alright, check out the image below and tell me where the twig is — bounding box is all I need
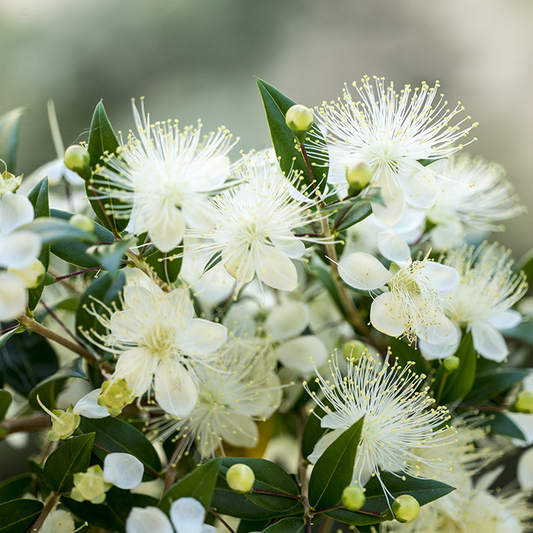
[1,414,50,434]
[209,508,236,533]
[29,491,59,532]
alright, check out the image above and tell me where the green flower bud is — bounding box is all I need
[342,485,366,511]
[0,170,23,196]
[64,145,90,179]
[285,105,314,142]
[345,162,372,190]
[98,379,134,417]
[226,463,255,493]
[443,355,460,373]
[513,390,533,414]
[69,214,95,234]
[47,405,81,442]
[8,259,46,289]
[71,465,112,504]
[343,341,366,361]
[392,494,420,523]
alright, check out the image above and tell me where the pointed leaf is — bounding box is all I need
[0,499,43,533]
[262,517,306,533]
[0,108,26,173]
[479,411,526,440]
[0,474,33,503]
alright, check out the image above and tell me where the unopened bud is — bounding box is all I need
[69,214,95,234]
[346,162,372,190]
[37,396,81,442]
[343,341,366,361]
[0,170,23,195]
[226,463,255,493]
[392,495,420,523]
[64,145,90,180]
[98,379,134,417]
[71,465,112,504]
[513,390,533,414]
[443,355,460,373]
[342,485,366,511]
[285,105,314,141]
[8,259,45,289]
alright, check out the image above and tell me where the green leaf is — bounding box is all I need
[256,78,328,190]
[301,403,328,461]
[0,499,43,533]
[87,238,133,276]
[44,432,95,492]
[0,389,12,423]
[0,474,33,503]
[464,368,530,404]
[0,325,23,349]
[87,101,128,234]
[27,177,51,310]
[389,338,429,377]
[418,157,444,168]
[145,249,182,284]
[29,358,86,410]
[79,416,162,476]
[0,108,26,174]
[262,517,306,533]
[20,218,97,246]
[334,202,372,232]
[501,320,533,345]
[237,519,271,533]
[159,458,221,514]
[311,262,345,315]
[479,411,526,440]
[308,417,364,510]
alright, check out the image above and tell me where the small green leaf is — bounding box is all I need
[87,238,133,276]
[0,108,26,174]
[464,368,530,404]
[237,519,271,533]
[308,417,364,510]
[0,325,23,349]
[0,474,33,503]
[389,338,429,377]
[0,499,43,533]
[0,389,12,423]
[145,249,182,284]
[334,203,372,232]
[418,157,443,167]
[44,432,95,492]
[301,404,328,461]
[262,517,306,533]
[479,411,526,440]
[20,218,97,246]
[159,458,221,514]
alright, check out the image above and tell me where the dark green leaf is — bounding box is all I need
[301,404,328,461]
[0,325,23,349]
[308,417,364,510]
[237,519,271,533]
[418,157,443,167]
[389,338,429,377]
[0,108,26,174]
[0,389,12,423]
[145,249,182,284]
[79,416,161,476]
[501,320,533,345]
[0,499,43,533]
[334,202,372,232]
[0,474,33,503]
[465,368,530,404]
[262,517,306,533]
[87,238,133,276]
[159,458,221,514]
[44,432,95,492]
[479,411,526,440]
[20,218,97,246]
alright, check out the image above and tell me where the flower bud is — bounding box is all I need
[8,259,46,289]
[342,485,366,511]
[513,390,533,414]
[71,465,112,504]
[392,494,420,523]
[343,341,366,361]
[226,463,255,493]
[443,355,460,373]
[69,214,95,234]
[64,145,90,180]
[47,406,81,442]
[98,379,134,417]
[345,162,372,190]
[0,170,23,196]
[285,105,314,141]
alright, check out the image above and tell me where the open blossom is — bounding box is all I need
[92,98,237,252]
[339,230,459,344]
[425,153,526,249]
[420,243,528,362]
[186,156,320,291]
[308,76,476,225]
[82,273,227,417]
[305,351,452,489]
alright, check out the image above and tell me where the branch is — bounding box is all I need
[29,491,59,532]
[1,414,50,434]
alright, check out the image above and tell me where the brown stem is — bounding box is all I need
[163,464,178,495]
[252,488,301,501]
[29,491,59,532]
[125,250,170,293]
[1,414,50,434]
[54,265,105,281]
[209,508,236,533]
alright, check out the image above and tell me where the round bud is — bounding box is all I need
[392,495,420,523]
[71,465,112,504]
[346,162,372,190]
[443,355,460,373]
[514,390,533,414]
[48,407,81,442]
[342,485,366,511]
[343,341,366,361]
[69,214,95,234]
[64,145,90,176]
[285,105,314,133]
[226,463,255,493]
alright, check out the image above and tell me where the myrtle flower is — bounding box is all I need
[419,243,528,362]
[308,76,476,225]
[92,98,237,252]
[186,156,320,292]
[126,497,217,533]
[305,351,452,489]
[339,229,459,344]
[41,509,75,533]
[82,274,227,417]
[425,153,526,249]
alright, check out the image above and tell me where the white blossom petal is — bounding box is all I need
[275,336,328,376]
[114,348,159,397]
[219,413,259,448]
[41,509,75,533]
[170,497,206,533]
[182,198,217,232]
[255,244,298,291]
[414,307,458,346]
[401,168,438,209]
[0,231,41,269]
[419,328,461,361]
[126,507,173,533]
[488,310,522,330]
[429,221,464,250]
[371,173,406,226]
[308,428,346,464]
[154,359,198,417]
[338,252,391,291]
[0,192,34,235]
[269,229,306,259]
[0,272,26,321]
[420,262,460,293]
[179,318,227,356]
[377,230,411,266]
[73,389,110,419]
[471,321,508,362]
[518,447,533,488]
[148,205,186,252]
[264,301,309,341]
[103,453,144,490]
[369,292,406,337]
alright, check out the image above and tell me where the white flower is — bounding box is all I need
[126,497,217,533]
[425,153,526,249]
[308,76,476,225]
[186,156,319,292]
[103,452,144,490]
[82,274,227,417]
[420,243,527,362]
[339,230,459,344]
[305,351,452,489]
[41,509,75,533]
[92,98,237,252]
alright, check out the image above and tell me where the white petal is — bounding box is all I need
[223,250,255,284]
[179,318,227,356]
[182,198,217,232]
[264,301,310,341]
[269,229,305,259]
[148,206,186,252]
[41,509,75,533]
[223,300,258,337]
[103,453,144,489]
[377,230,411,266]
[0,231,41,269]
[201,527,217,533]
[518,447,533,488]
[321,412,347,429]
[0,192,34,235]
[114,348,159,397]
[371,174,406,226]
[392,209,426,234]
[471,321,508,362]
[307,428,346,463]
[0,272,26,321]
[418,329,461,361]
[73,389,110,418]
[488,310,522,330]
[419,262,460,293]
[193,155,230,192]
[219,413,259,448]
[338,252,391,291]
[369,293,406,337]
[154,359,198,417]
[414,308,458,346]
[126,507,173,533]
[276,336,328,376]
[170,497,206,533]
[429,221,463,250]
[508,412,533,446]
[255,244,298,291]
[401,168,438,209]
